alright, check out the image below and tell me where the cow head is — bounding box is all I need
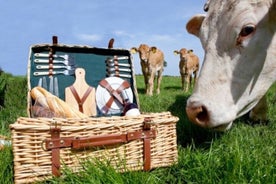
[131,44,157,63]
[174,48,194,62]
[185,0,276,131]
[131,44,150,62]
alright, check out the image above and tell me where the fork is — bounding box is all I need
[34,59,75,66]
[106,62,131,68]
[33,69,75,76]
[36,65,75,70]
[34,53,70,60]
[106,68,131,72]
[106,56,129,61]
[107,73,132,78]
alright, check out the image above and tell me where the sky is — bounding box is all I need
[0,0,206,76]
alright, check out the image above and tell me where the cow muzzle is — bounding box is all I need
[186,96,234,131]
[186,102,209,127]
[186,103,209,127]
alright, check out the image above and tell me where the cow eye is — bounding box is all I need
[239,25,256,37]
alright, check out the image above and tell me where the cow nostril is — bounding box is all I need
[196,106,209,124]
[186,104,210,127]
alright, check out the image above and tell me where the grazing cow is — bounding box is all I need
[131,44,164,96]
[185,0,276,131]
[174,48,200,92]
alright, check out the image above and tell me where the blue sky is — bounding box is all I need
[0,0,206,76]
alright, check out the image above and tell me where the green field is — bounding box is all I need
[0,74,275,183]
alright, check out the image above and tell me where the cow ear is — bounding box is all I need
[173,50,179,55]
[188,49,193,53]
[151,47,157,53]
[130,47,138,54]
[186,14,205,37]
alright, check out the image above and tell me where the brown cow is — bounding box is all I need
[174,48,199,92]
[131,44,164,96]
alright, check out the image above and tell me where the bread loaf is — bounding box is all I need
[30,87,88,118]
[30,87,49,108]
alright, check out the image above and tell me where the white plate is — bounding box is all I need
[96,77,133,115]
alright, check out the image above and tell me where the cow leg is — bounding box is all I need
[189,74,193,90]
[184,73,189,92]
[141,61,149,94]
[144,75,149,94]
[156,70,163,94]
[148,71,155,96]
[180,73,185,90]
[193,70,198,88]
[249,95,268,123]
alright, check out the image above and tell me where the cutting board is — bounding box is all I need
[65,68,97,116]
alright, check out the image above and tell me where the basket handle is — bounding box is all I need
[44,129,156,150]
[72,134,128,149]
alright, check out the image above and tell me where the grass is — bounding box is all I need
[0,74,275,183]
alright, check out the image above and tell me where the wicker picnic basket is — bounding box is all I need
[10,111,178,184]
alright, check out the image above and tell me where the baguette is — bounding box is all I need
[30,87,88,118]
[30,87,49,108]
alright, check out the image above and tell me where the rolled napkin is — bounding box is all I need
[30,86,88,118]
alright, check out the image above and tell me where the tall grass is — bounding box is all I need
[0,75,275,183]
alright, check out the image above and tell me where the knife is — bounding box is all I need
[54,77,59,97]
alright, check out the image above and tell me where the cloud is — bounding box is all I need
[151,34,178,43]
[113,30,134,38]
[76,33,103,42]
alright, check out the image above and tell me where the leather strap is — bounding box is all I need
[143,138,151,171]
[113,56,119,77]
[48,49,54,76]
[108,38,114,49]
[99,79,130,114]
[143,118,152,171]
[69,86,93,113]
[50,127,61,177]
[44,118,156,173]
[52,36,58,45]
[114,55,118,65]
[45,129,156,150]
[49,54,53,65]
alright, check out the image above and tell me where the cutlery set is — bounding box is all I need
[105,56,132,79]
[33,53,76,97]
[33,53,133,98]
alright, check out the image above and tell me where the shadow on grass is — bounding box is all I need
[164,86,182,90]
[167,94,223,149]
[137,87,146,95]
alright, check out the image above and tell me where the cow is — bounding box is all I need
[174,48,200,92]
[185,0,276,131]
[131,44,165,96]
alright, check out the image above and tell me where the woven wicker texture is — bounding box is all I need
[10,112,178,184]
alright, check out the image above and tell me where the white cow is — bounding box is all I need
[185,0,276,131]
